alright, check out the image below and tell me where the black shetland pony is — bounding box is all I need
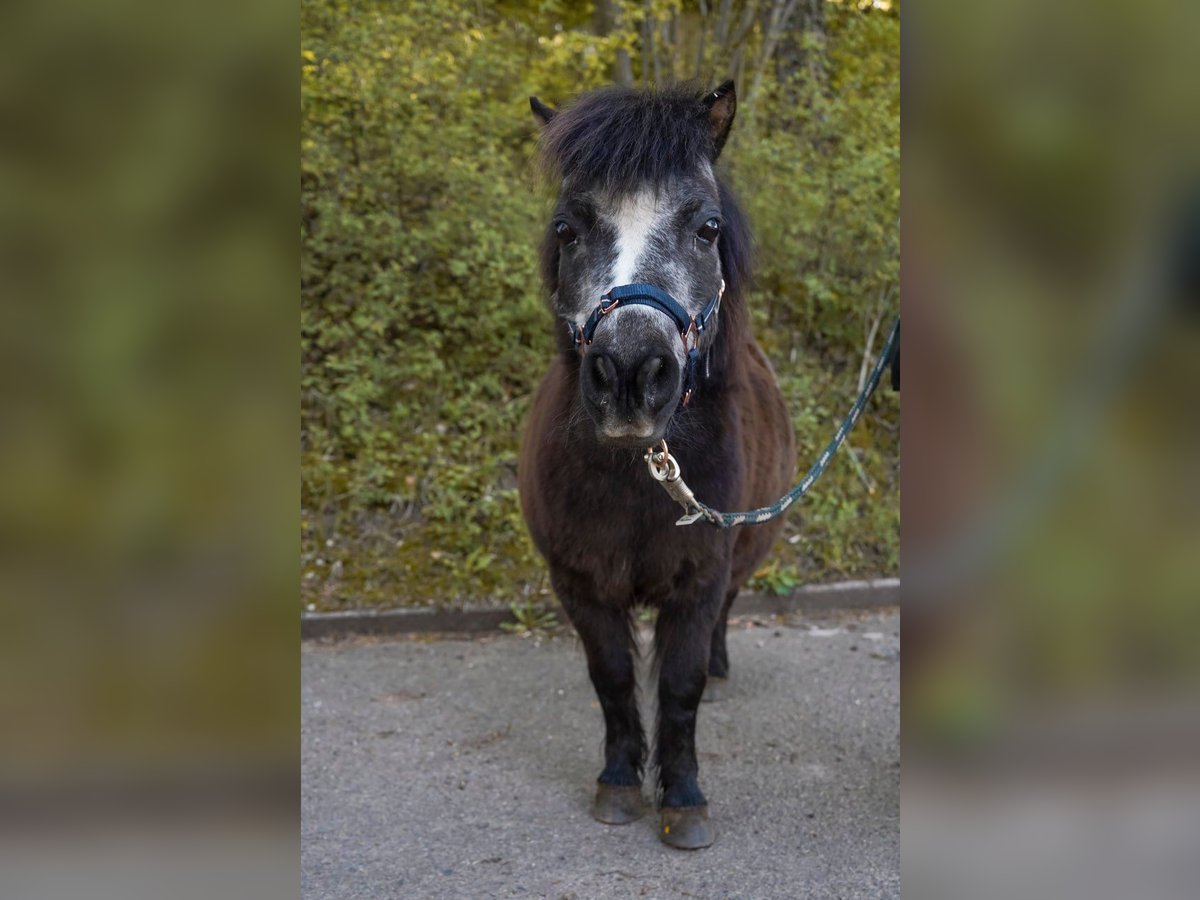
[518,82,795,849]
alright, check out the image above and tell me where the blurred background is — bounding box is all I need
[0,0,295,898]
[300,0,901,612]
[903,0,1200,897]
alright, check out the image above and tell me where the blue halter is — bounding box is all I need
[568,281,724,406]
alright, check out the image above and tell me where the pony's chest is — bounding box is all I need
[544,477,722,600]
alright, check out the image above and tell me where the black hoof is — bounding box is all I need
[701,675,729,703]
[593,784,646,825]
[659,805,714,849]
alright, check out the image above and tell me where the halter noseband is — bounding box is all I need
[568,280,724,407]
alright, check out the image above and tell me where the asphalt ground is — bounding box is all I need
[302,608,899,899]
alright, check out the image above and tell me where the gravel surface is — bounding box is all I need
[302,609,899,899]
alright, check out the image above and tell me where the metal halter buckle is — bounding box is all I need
[682,320,698,352]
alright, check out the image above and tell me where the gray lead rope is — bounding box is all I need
[645,317,899,528]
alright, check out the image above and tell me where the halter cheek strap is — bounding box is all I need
[567,281,724,406]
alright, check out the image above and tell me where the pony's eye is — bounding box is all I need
[554,221,577,244]
[697,218,720,243]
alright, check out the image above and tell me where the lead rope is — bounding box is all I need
[645,317,899,528]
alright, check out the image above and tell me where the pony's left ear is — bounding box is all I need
[703,80,736,159]
[530,96,557,127]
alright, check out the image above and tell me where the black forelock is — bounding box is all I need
[538,82,715,194]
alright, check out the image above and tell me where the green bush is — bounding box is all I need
[301,0,899,609]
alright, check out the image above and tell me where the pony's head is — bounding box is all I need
[533,81,750,448]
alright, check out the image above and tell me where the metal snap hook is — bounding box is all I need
[644,440,679,482]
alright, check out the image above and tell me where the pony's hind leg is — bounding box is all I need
[653,577,726,849]
[702,586,739,703]
[560,596,646,825]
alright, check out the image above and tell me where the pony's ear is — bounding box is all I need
[703,80,736,159]
[530,96,557,127]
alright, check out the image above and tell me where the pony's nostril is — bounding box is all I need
[635,356,664,393]
[592,354,616,389]
[587,353,618,401]
[635,355,674,411]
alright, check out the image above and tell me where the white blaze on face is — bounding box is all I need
[607,188,662,288]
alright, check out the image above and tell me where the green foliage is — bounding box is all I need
[500,599,559,638]
[301,0,899,609]
[748,559,802,596]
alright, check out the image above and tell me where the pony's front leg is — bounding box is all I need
[557,589,646,825]
[653,574,727,849]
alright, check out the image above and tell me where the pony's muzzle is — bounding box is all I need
[580,342,682,445]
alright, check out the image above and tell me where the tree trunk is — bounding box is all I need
[773,0,829,126]
[594,0,634,85]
